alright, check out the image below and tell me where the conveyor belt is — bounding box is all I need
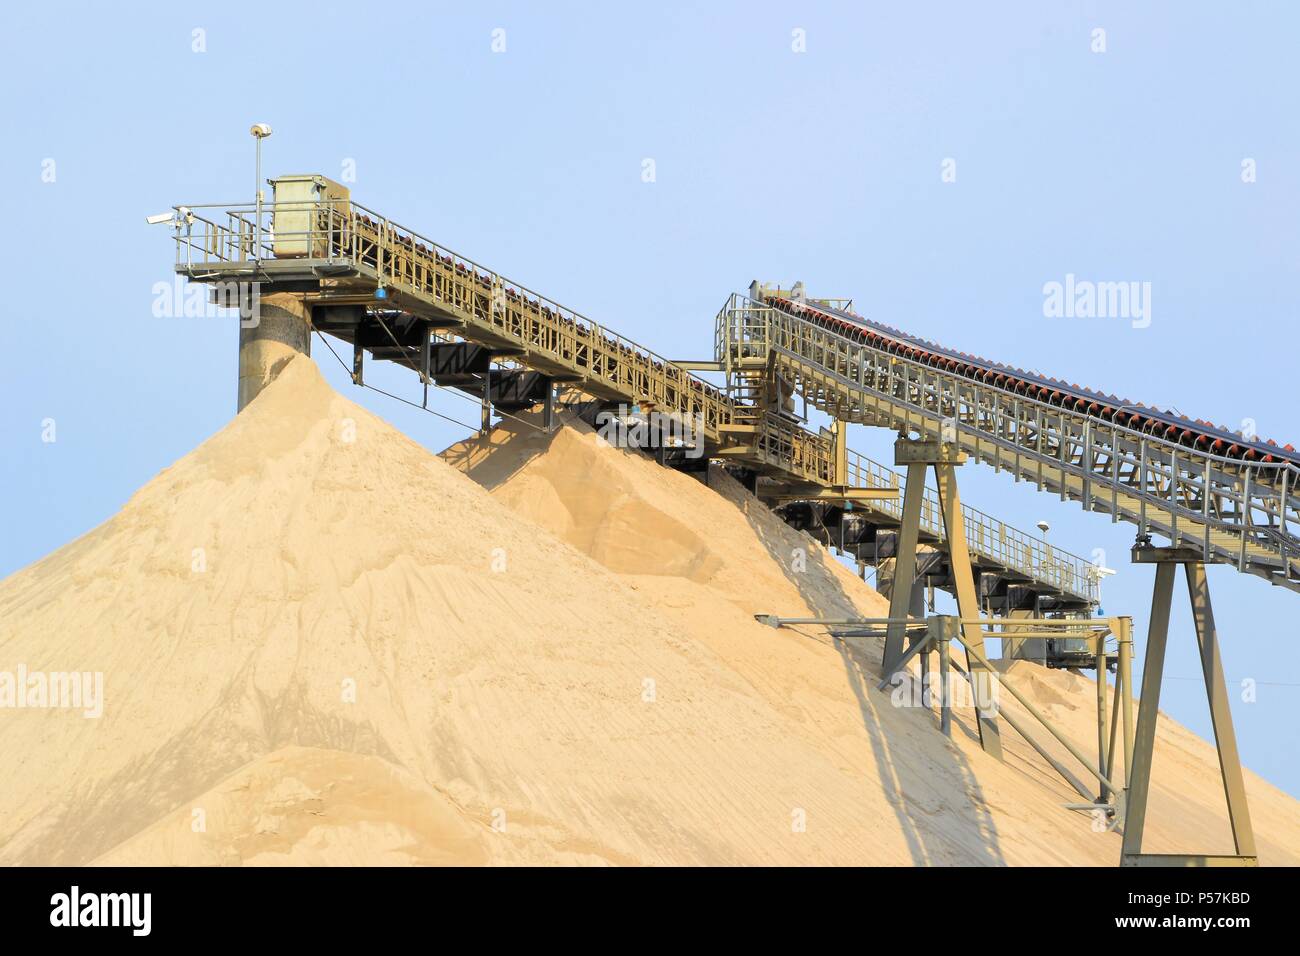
[718,290,1300,592]
[780,296,1300,467]
[164,190,1100,605]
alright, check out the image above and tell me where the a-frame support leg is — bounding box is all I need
[910,578,932,708]
[1122,561,1173,861]
[1122,547,1257,866]
[1096,632,1110,803]
[882,462,927,673]
[883,437,1001,760]
[1103,622,1133,801]
[1185,562,1257,858]
[934,460,1002,760]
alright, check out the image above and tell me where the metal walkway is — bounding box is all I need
[809,448,1096,609]
[176,196,839,486]
[166,182,1097,606]
[718,288,1300,593]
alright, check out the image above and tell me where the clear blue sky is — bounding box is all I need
[2,2,1298,797]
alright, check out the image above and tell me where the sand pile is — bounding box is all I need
[2,357,1296,865]
[446,415,1300,865]
[442,414,887,623]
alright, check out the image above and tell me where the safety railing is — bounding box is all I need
[172,198,860,488]
[719,292,1300,588]
[841,449,1095,599]
[173,199,739,427]
[718,294,1099,602]
[168,199,1101,601]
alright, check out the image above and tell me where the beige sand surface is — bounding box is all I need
[444,414,1300,865]
[1,356,1295,865]
[93,746,492,866]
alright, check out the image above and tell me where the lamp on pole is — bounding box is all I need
[250,123,272,261]
[1035,519,1052,608]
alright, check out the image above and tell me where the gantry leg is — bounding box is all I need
[1121,562,1174,861]
[1117,616,1135,789]
[1002,608,1037,661]
[1096,634,1109,802]
[911,579,931,708]
[882,461,927,673]
[1185,562,1257,857]
[937,617,954,737]
[1105,673,1121,791]
[1122,548,1257,866]
[933,460,1002,759]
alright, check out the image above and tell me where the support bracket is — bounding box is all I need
[882,437,1002,759]
[1120,545,1258,866]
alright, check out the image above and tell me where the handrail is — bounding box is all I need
[166,196,1099,604]
[718,291,1300,589]
[844,447,1096,600]
[719,293,1100,601]
[172,198,847,489]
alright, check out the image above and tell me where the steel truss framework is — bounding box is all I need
[1122,545,1258,866]
[169,192,1097,605]
[765,599,1256,867]
[881,438,1003,756]
[163,184,1273,867]
[726,289,1265,865]
[761,610,1137,861]
[717,293,1300,593]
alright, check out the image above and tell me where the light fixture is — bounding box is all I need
[250,125,273,259]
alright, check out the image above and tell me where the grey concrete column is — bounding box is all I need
[237,292,311,412]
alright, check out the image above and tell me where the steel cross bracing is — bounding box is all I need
[839,446,1096,605]
[716,292,1300,593]
[167,190,1097,604]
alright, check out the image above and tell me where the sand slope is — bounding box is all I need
[3,357,1296,865]
[445,415,1300,865]
[92,746,492,866]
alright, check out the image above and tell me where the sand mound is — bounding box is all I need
[92,747,491,866]
[442,418,884,621]
[0,356,976,865]
[3,357,1296,865]
[446,414,1300,865]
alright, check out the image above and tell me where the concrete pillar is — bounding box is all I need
[237,292,311,412]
